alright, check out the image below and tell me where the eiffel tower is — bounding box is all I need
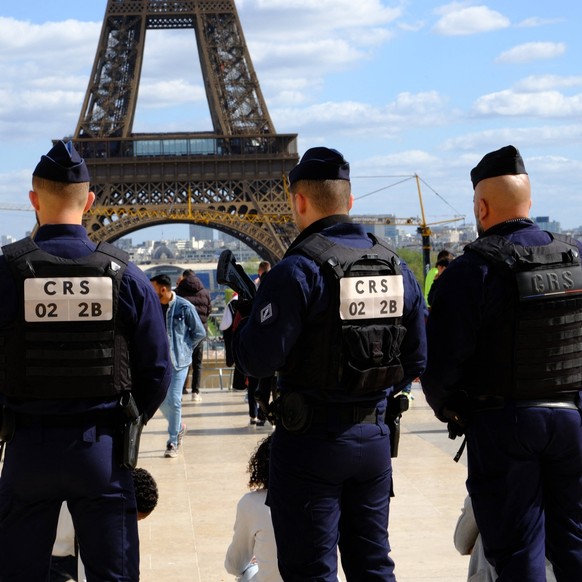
[71,0,299,264]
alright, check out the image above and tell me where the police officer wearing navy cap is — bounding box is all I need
[422,145,582,580]
[232,147,427,581]
[0,141,171,581]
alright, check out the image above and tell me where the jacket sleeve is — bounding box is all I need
[453,495,479,555]
[121,268,171,421]
[421,257,485,420]
[394,265,428,391]
[224,494,256,576]
[187,303,206,348]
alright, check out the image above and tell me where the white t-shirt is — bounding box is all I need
[225,489,282,582]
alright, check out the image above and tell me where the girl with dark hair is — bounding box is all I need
[225,435,282,582]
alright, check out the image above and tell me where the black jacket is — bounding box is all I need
[175,274,212,326]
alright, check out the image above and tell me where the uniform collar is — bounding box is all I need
[34,224,90,242]
[481,218,535,238]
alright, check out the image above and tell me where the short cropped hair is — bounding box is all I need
[290,179,351,214]
[150,274,172,288]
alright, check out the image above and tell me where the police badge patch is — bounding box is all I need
[259,302,276,324]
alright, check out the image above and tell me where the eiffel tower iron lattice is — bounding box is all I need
[69,0,299,264]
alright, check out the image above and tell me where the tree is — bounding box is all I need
[396,248,428,289]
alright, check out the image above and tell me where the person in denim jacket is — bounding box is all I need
[151,274,206,457]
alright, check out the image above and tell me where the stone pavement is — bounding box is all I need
[137,380,472,581]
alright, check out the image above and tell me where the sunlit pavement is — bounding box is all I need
[136,379,471,581]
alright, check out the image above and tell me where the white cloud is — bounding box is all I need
[514,75,582,92]
[496,42,566,64]
[0,17,99,68]
[517,17,564,28]
[274,91,450,138]
[137,80,207,109]
[442,125,582,152]
[473,90,582,116]
[432,3,510,36]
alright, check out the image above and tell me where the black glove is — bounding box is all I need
[441,391,471,440]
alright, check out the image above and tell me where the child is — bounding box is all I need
[225,435,282,582]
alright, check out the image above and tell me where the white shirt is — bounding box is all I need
[225,489,282,582]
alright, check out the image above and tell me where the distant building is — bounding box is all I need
[189,224,214,241]
[534,216,561,232]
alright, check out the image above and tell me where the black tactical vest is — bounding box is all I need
[466,233,582,398]
[0,238,132,399]
[279,233,407,396]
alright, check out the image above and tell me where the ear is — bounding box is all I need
[348,193,354,212]
[294,191,307,216]
[84,191,96,212]
[477,197,489,222]
[29,190,40,211]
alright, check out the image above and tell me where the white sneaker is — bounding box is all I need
[177,423,187,448]
[164,443,178,458]
[192,393,202,403]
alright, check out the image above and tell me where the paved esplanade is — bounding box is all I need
[136,381,471,581]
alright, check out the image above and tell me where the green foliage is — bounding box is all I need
[396,248,428,288]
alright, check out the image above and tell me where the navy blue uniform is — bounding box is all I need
[0,225,171,581]
[233,216,427,581]
[422,219,582,581]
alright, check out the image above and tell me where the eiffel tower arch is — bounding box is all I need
[69,0,299,264]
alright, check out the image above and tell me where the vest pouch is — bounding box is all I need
[341,324,406,394]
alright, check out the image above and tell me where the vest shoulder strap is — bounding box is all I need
[292,232,401,279]
[465,233,581,271]
[2,237,130,280]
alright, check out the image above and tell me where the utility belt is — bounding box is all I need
[12,409,122,429]
[473,392,580,411]
[277,391,384,434]
[0,393,144,469]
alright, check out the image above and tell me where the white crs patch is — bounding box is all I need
[24,277,113,322]
[339,274,404,320]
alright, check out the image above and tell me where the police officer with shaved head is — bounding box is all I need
[422,145,582,580]
[232,147,427,581]
[0,141,171,581]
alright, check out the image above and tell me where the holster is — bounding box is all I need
[119,393,144,469]
[386,393,410,458]
[277,392,312,433]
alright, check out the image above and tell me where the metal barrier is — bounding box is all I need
[202,367,234,391]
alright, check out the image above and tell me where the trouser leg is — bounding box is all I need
[160,366,189,446]
[191,342,204,394]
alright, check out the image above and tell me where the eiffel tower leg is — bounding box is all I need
[71,0,299,259]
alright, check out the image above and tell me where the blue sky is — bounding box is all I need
[1,0,581,243]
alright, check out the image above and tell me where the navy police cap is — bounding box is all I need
[288,147,350,186]
[470,145,527,190]
[33,140,91,184]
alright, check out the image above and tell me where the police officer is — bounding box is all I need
[422,145,582,581]
[232,147,427,581]
[0,141,171,581]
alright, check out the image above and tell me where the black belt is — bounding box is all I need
[310,404,383,426]
[473,393,579,411]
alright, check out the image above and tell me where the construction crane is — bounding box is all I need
[0,174,464,282]
[355,174,464,282]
